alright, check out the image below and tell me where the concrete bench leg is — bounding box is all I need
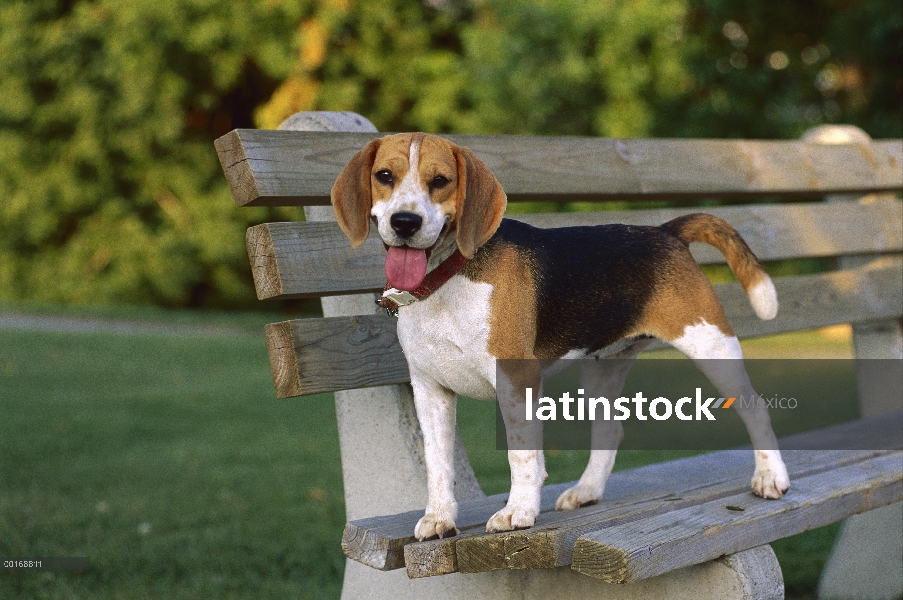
[341,544,783,600]
[816,294,903,600]
[818,502,903,600]
[817,318,903,600]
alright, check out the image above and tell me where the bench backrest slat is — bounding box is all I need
[266,262,902,398]
[216,130,903,207]
[248,200,902,300]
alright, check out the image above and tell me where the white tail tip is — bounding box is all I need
[749,277,778,320]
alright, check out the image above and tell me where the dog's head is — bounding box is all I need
[331,132,506,290]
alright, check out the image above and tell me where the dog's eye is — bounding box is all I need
[430,175,450,190]
[375,170,394,184]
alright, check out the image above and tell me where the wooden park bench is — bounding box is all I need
[216,112,903,600]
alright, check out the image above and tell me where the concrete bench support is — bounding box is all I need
[805,125,903,600]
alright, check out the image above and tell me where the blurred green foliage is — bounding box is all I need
[657,0,903,138]
[0,0,307,308]
[0,0,899,308]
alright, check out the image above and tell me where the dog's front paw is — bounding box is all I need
[486,504,538,532]
[555,484,601,510]
[751,461,790,499]
[414,512,458,541]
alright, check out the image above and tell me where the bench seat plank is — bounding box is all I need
[264,263,902,397]
[338,413,901,576]
[570,451,902,583]
[247,200,903,300]
[215,130,903,207]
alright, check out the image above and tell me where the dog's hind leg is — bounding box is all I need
[670,321,790,499]
[556,340,652,510]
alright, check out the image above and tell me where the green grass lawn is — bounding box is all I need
[0,306,852,598]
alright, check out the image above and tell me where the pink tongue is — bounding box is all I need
[385,246,428,291]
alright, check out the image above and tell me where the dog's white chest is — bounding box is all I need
[396,276,497,400]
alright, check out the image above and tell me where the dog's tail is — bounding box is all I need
[663,214,778,320]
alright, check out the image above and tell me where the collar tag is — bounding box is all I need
[382,288,418,307]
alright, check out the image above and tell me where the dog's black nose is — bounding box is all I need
[390,212,423,238]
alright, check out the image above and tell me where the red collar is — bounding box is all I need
[378,249,468,315]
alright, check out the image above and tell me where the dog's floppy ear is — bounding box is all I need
[331,138,381,247]
[453,145,507,259]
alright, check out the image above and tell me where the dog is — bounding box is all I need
[331,132,790,540]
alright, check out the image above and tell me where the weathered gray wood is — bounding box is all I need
[265,314,408,399]
[432,451,900,579]
[263,321,304,399]
[337,413,901,575]
[247,200,902,299]
[879,138,903,170]
[570,451,903,583]
[342,480,566,573]
[248,221,385,300]
[265,263,900,397]
[408,417,903,578]
[718,259,902,338]
[214,129,903,207]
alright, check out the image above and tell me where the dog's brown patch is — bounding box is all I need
[370,133,420,204]
[331,138,381,246]
[632,250,734,341]
[452,145,507,259]
[475,245,538,360]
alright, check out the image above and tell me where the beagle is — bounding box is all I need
[331,132,790,540]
